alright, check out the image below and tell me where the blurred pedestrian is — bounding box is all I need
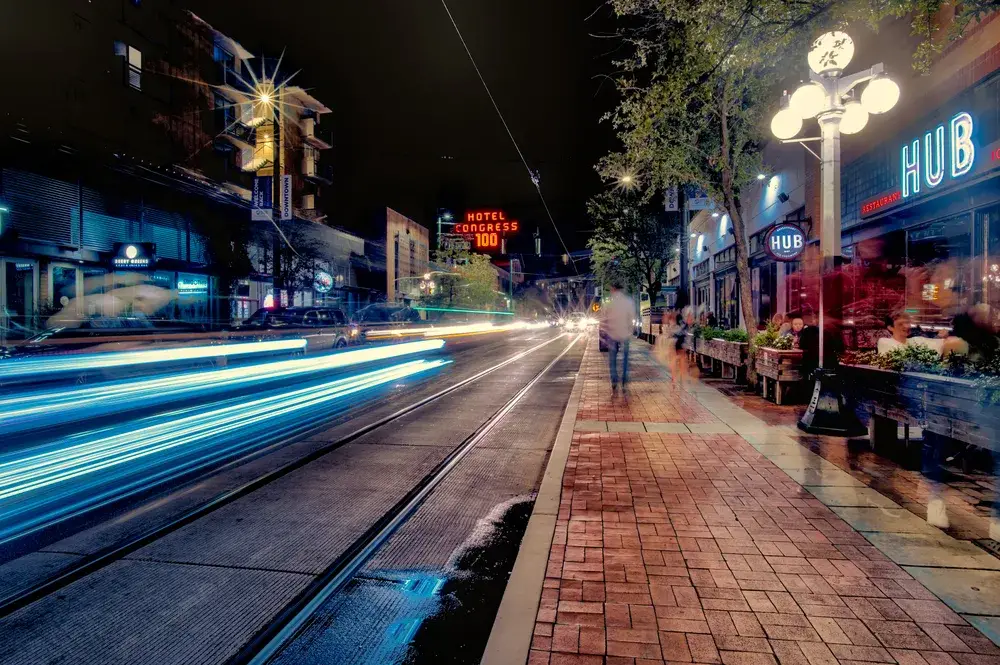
[604,282,632,396]
[670,311,691,388]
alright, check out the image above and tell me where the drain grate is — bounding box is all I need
[974,538,1000,559]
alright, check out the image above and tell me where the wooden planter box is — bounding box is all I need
[755,348,805,405]
[840,364,1000,454]
[700,338,748,381]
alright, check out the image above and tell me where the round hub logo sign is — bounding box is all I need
[764,224,805,261]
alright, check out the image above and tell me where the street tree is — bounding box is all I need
[263,221,328,306]
[429,247,502,313]
[587,191,678,334]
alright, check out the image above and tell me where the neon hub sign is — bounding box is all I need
[456,210,520,251]
[861,111,983,217]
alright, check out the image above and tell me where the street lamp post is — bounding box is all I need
[770,31,900,435]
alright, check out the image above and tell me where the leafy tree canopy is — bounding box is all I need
[586,190,678,304]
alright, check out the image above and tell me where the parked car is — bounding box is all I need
[0,318,212,361]
[241,306,356,349]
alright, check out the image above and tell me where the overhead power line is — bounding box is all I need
[437,0,579,273]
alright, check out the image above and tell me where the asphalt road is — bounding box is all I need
[0,327,585,665]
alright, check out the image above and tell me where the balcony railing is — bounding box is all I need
[224,121,255,146]
[302,161,333,185]
[302,117,333,149]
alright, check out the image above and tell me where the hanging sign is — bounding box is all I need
[664,186,679,212]
[252,176,273,221]
[763,224,805,261]
[280,175,292,220]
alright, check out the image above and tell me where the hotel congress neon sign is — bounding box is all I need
[901,111,974,199]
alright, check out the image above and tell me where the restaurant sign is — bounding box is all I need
[763,224,806,261]
[111,242,155,270]
[861,111,999,217]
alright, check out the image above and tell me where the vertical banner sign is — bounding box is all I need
[252,176,273,221]
[280,175,292,220]
[685,186,712,210]
[664,186,679,212]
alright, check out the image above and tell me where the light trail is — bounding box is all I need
[0,339,445,436]
[0,358,448,545]
[365,320,549,340]
[0,338,308,381]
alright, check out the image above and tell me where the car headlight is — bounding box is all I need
[558,318,565,325]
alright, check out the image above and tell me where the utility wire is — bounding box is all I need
[438,0,579,274]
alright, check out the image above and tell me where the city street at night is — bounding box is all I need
[0,326,584,664]
[4,0,1000,663]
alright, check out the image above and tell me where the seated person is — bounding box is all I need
[878,311,945,356]
[877,312,911,355]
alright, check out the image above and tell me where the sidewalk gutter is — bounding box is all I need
[479,345,585,665]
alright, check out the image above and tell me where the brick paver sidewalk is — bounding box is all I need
[528,339,1000,665]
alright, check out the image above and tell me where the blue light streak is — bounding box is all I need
[0,357,448,544]
[0,338,309,380]
[0,340,445,436]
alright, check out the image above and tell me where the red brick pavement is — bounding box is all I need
[528,342,1000,665]
[576,352,719,424]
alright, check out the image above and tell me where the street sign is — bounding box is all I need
[664,186,679,211]
[763,223,806,261]
[252,176,273,221]
[685,186,712,210]
[280,175,292,220]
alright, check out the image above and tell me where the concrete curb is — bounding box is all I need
[479,344,586,665]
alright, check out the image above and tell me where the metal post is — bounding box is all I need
[271,94,283,302]
[679,188,690,311]
[817,112,842,369]
[798,107,863,437]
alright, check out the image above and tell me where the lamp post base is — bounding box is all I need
[798,368,866,437]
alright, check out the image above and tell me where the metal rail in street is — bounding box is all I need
[229,333,582,665]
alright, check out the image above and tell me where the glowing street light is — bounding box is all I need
[770,30,899,435]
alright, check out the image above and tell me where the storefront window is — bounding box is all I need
[714,271,739,328]
[50,264,79,313]
[904,215,972,327]
[4,259,36,325]
[754,263,777,326]
[176,272,209,322]
[81,268,107,318]
[977,204,1000,317]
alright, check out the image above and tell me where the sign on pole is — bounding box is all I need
[685,186,712,210]
[664,186,679,212]
[252,176,273,221]
[280,175,292,220]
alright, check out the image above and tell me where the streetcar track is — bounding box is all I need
[0,333,570,620]
[229,333,582,665]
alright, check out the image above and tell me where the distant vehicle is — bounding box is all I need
[562,313,596,331]
[351,303,422,338]
[241,306,356,349]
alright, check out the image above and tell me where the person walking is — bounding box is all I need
[670,311,691,388]
[604,282,633,396]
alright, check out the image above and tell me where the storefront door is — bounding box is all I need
[1,258,39,338]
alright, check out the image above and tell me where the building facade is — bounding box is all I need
[673,13,1000,342]
[0,2,350,338]
[385,208,430,302]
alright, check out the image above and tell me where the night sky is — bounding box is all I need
[187,0,618,251]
